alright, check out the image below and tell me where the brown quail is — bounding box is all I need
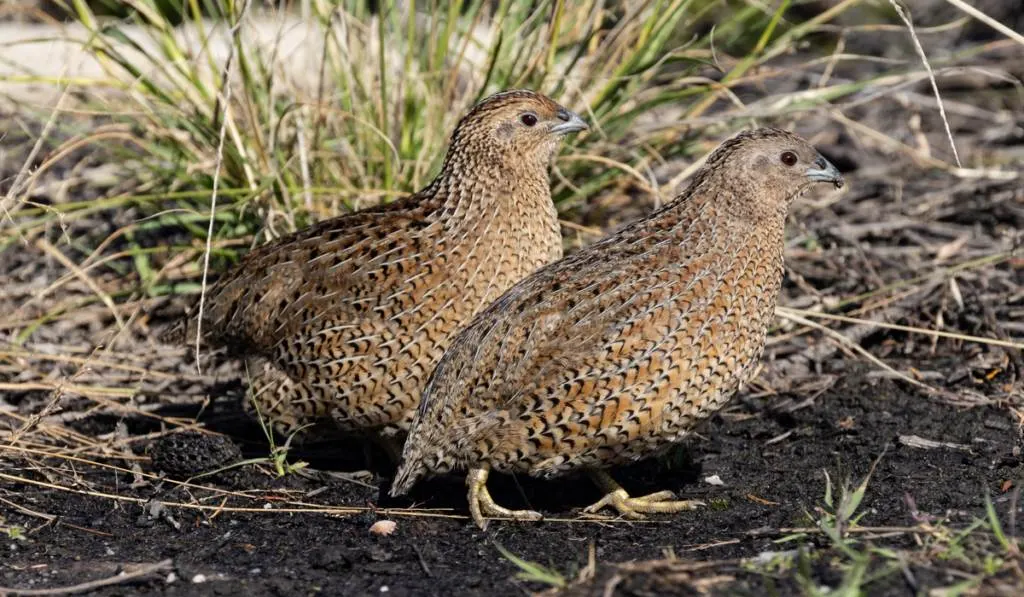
[391,128,844,528]
[166,90,587,442]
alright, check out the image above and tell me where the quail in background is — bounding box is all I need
[391,128,844,528]
[165,90,588,443]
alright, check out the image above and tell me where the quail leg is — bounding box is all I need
[583,469,705,519]
[467,465,543,529]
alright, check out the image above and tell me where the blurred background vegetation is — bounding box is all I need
[1,0,1019,304]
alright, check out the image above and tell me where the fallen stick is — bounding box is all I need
[0,559,173,596]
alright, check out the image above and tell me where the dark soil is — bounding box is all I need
[3,360,1022,596]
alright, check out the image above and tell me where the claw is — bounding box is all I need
[583,470,704,519]
[467,465,542,529]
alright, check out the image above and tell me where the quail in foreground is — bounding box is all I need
[165,90,588,442]
[391,128,844,528]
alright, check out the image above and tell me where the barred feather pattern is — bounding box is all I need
[392,128,843,495]
[168,90,579,438]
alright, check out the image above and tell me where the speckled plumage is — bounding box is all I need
[391,128,844,527]
[165,90,587,439]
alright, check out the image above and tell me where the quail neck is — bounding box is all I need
[430,143,554,234]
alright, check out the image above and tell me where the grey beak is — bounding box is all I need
[806,155,844,189]
[550,108,588,135]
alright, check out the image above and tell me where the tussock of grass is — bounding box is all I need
[5,0,863,262]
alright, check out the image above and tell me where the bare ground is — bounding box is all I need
[2,361,1022,596]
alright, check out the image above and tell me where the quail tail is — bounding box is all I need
[390,458,426,497]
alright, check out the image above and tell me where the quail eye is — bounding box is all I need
[520,113,538,127]
[780,151,798,166]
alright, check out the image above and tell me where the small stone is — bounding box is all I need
[704,474,724,486]
[369,520,397,536]
[192,574,207,584]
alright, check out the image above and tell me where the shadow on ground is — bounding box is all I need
[4,361,1022,596]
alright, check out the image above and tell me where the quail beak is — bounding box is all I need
[806,155,844,189]
[550,108,589,136]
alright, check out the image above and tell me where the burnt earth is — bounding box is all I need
[3,363,1021,596]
